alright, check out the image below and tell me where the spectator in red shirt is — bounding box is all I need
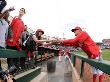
[6,8,26,68]
[55,26,103,82]
[64,48,70,61]
[6,8,26,50]
[58,48,63,62]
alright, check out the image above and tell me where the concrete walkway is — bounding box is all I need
[39,56,72,82]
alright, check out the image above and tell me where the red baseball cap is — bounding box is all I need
[36,29,44,34]
[71,26,82,32]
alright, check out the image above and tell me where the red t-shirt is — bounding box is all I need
[6,16,25,50]
[63,31,100,59]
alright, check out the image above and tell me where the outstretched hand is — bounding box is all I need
[51,40,63,45]
[41,39,63,45]
[6,74,14,82]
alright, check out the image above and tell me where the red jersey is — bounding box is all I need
[65,49,70,56]
[6,16,25,50]
[63,31,100,59]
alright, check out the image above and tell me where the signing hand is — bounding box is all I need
[51,40,63,45]
[6,74,13,82]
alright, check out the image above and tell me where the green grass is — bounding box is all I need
[101,49,110,61]
[75,49,110,61]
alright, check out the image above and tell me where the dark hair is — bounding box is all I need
[35,32,41,40]
[20,8,26,13]
[38,36,41,40]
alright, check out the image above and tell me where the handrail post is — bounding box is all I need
[80,60,85,77]
[72,55,76,67]
[34,51,38,66]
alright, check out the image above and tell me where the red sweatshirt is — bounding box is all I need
[63,31,100,59]
[6,16,25,50]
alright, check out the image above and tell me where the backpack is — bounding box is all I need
[23,34,35,49]
[23,35,31,46]
[23,34,42,51]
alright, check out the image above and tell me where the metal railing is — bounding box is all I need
[70,52,110,82]
[0,47,59,82]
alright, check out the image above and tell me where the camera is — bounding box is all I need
[0,65,17,82]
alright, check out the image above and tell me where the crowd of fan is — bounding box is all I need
[0,1,78,82]
[0,0,73,70]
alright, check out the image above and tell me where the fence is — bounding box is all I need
[0,47,59,82]
[70,52,110,82]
